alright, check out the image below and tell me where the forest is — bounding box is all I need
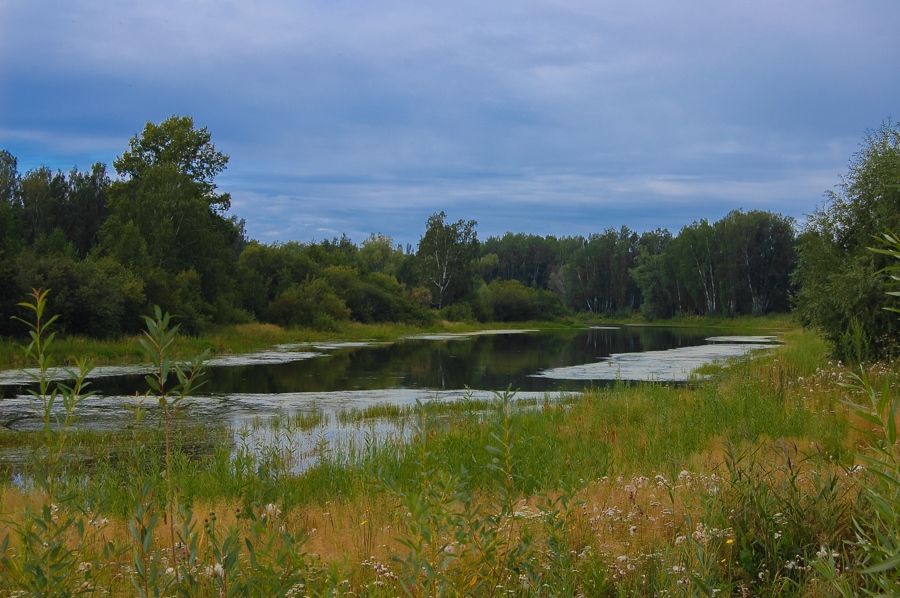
[1,116,898,362]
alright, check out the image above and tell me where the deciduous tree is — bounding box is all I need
[416,212,479,310]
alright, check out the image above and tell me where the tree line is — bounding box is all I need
[2,115,895,357]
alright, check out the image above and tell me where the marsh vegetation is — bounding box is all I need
[1,289,899,597]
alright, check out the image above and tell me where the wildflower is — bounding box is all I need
[726,539,734,545]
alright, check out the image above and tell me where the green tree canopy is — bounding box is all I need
[99,117,243,329]
[114,115,231,213]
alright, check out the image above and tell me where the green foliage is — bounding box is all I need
[822,373,900,596]
[0,116,805,345]
[564,227,641,315]
[632,211,796,319]
[480,232,570,290]
[794,120,900,362]
[813,230,900,595]
[416,211,479,310]
[0,293,334,596]
[0,289,115,595]
[487,279,569,322]
[0,250,145,337]
[114,114,231,213]
[95,116,246,330]
[441,301,476,323]
[358,232,406,277]
[11,161,110,257]
[265,278,351,329]
[630,229,676,320]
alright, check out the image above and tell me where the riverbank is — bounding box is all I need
[4,318,896,595]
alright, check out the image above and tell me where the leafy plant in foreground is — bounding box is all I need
[814,230,900,595]
[0,289,115,595]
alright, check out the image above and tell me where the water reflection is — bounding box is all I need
[0,327,779,432]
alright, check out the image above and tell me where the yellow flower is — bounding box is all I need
[360,520,368,526]
[726,539,734,545]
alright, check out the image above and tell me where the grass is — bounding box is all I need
[4,309,899,595]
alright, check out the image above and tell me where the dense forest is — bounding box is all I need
[1,116,897,361]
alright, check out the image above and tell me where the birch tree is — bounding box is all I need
[416,212,479,310]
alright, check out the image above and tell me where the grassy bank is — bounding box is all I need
[5,306,900,595]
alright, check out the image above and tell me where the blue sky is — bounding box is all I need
[1,0,897,247]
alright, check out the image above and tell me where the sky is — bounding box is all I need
[1,0,898,248]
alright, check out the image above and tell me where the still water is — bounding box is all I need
[0,326,777,433]
[85,326,734,394]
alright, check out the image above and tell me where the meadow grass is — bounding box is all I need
[3,311,899,595]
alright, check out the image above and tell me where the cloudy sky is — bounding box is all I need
[1,0,897,247]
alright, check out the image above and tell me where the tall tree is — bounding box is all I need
[717,210,796,316]
[416,212,479,310]
[0,150,17,205]
[61,163,110,257]
[630,229,675,320]
[114,115,231,213]
[101,117,242,327]
[0,151,22,258]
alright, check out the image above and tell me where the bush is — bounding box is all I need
[264,279,350,329]
[487,279,570,322]
[442,301,476,323]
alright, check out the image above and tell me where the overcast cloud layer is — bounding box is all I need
[1,0,897,246]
